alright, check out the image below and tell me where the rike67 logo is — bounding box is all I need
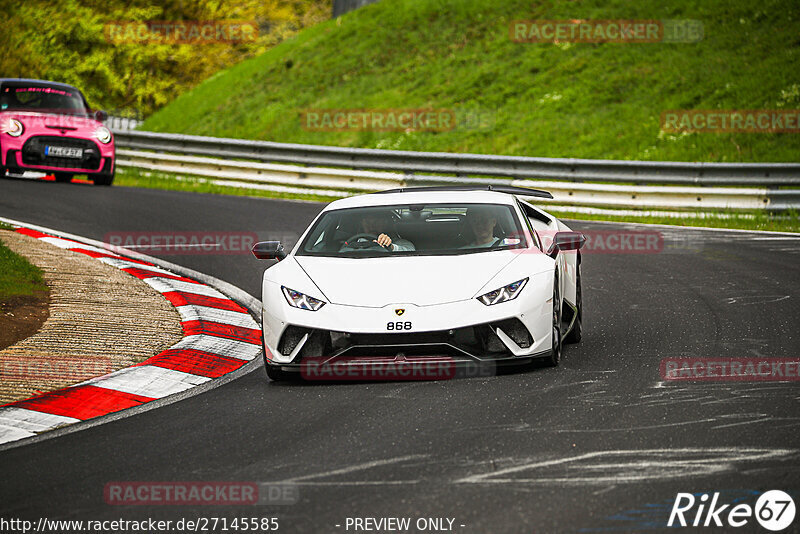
[669,490,795,531]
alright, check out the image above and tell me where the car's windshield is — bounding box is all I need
[0,83,89,116]
[297,203,528,258]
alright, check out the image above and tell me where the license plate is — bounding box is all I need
[45,146,83,158]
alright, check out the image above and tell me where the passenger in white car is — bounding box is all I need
[460,206,501,248]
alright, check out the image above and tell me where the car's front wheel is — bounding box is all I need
[542,276,562,367]
[92,172,114,186]
[265,364,296,381]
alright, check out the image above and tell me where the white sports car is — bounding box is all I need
[253,186,585,381]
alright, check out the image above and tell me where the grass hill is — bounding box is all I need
[143,0,800,162]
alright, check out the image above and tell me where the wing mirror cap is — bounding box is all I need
[94,110,109,121]
[547,231,586,258]
[252,241,286,260]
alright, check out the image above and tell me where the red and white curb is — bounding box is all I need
[0,227,261,445]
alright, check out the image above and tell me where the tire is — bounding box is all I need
[542,275,563,367]
[265,364,295,381]
[92,172,114,186]
[564,264,582,344]
[54,173,73,183]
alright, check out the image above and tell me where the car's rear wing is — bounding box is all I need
[373,185,553,199]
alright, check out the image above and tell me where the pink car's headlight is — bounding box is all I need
[94,126,112,144]
[3,119,24,137]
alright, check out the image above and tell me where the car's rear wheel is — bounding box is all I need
[92,172,114,186]
[542,276,562,367]
[54,173,73,183]
[564,264,582,344]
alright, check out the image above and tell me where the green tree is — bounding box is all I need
[1,0,330,116]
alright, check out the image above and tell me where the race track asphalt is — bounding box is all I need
[1,177,798,533]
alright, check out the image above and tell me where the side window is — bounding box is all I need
[516,200,542,251]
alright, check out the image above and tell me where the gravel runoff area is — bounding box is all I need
[0,230,184,404]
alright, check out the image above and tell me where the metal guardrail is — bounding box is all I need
[113,130,800,210]
[333,0,382,17]
[105,116,141,131]
[115,150,773,210]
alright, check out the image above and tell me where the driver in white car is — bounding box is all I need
[342,212,415,252]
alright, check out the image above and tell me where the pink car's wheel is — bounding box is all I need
[92,172,114,186]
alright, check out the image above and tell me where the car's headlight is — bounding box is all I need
[4,119,24,137]
[281,286,326,311]
[94,126,112,144]
[477,278,528,306]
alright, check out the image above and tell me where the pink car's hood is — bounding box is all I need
[0,111,103,134]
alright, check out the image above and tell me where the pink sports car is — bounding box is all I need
[0,78,115,185]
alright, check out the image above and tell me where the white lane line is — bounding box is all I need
[38,237,114,255]
[171,335,261,361]
[121,244,223,249]
[98,257,177,275]
[175,305,258,329]
[722,295,790,305]
[143,277,226,298]
[289,481,420,486]
[80,365,210,398]
[0,407,80,433]
[0,425,35,444]
[279,454,430,483]
[593,485,617,496]
[456,448,798,484]
[518,418,722,433]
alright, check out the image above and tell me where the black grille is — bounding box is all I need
[4,150,20,170]
[22,136,102,170]
[494,318,533,348]
[279,325,310,355]
[287,319,534,360]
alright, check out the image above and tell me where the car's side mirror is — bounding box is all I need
[252,241,286,260]
[547,231,586,259]
[94,110,108,121]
